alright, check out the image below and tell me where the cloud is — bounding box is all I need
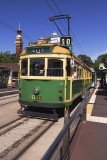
[91,49,107,62]
[103,50,107,54]
[91,56,98,62]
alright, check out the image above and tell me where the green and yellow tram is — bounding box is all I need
[19,42,92,112]
[19,41,92,112]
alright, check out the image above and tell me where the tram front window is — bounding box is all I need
[47,59,63,77]
[21,59,28,76]
[30,59,45,76]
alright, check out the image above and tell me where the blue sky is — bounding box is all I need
[0,0,107,61]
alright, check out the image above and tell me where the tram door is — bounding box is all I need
[65,59,72,102]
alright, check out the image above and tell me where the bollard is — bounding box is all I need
[62,106,70,160]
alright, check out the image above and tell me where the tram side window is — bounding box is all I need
[30,59,45,76]
[73,66,77,79]
[77,68,80,79]
[90,72,92,79]
[81,69,83,79]
[80,69,81,79]
[47,59,63,77]
[85,70,86,79]
[66,59,71,76]
[21,59,28,76]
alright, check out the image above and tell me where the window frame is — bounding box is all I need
[20,56,65,80]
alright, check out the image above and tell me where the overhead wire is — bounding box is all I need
[45,0,68,34]
[0,18,35,41]
[47,0,86,54]
[51,0,86,54]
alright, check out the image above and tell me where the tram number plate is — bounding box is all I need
[31,95,42,101]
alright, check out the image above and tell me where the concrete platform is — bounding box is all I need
[70,86,107,160]
[92,87,107,117]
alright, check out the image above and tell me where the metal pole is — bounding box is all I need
[53,20,63,36]
[63,106,70,159]
[1,70,3,88]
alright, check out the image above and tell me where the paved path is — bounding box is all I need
[70,86,107,160]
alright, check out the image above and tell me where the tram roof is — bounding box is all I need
[73,53,92,71]
[0,63,19,72]
[20,44,70,55]
[20,44,91,71]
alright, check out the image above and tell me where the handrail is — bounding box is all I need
[42,91,89,160]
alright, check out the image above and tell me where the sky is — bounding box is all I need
[0,0,107,61]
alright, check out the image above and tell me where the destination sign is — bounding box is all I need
[27,47,50,54]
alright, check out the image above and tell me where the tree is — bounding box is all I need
[97,54,107,63]
[78,54,93,67]
[93,54,107,78]
[0,51,19,63]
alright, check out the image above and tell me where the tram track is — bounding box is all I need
[0,117,29,136]
[0,94,18,100]
[0,89,18,97]
[0,88,93,160]
[0,96,55,159]
[0,94,18,106]
[0,117,54,160]
[0,100,18,107]
[0,117,23,130]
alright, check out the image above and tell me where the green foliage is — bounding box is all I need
[0,51,19,63]
[78,54,107,78]
[78,54,93,67]
[97,54,107,63]
[93,54,107,78]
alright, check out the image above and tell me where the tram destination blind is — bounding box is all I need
[27,47,50,54]
[60,37,72,47]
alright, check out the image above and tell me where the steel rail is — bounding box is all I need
[0,94,18,100]
[0,90,18,94]
[42,92,89,160]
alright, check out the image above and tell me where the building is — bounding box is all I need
[49,32,60,44]
[14,29,24,57]
[0,28,23,88]
[29,32,60,46]
[0,63,19,88]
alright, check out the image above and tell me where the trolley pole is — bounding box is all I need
[49,14,71,36]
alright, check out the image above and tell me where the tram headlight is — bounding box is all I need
[59,96,63,101]
[34,88,39,95]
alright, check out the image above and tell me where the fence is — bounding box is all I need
[42,92,90,160]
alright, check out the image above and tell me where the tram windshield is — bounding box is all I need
[21,58,63,77]
[30,59,45,76]
[47,59,63,77]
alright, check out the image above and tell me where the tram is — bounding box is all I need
[19,37,92,112]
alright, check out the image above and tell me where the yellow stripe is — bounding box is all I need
[87,104,94,115]
[20,54,71,59]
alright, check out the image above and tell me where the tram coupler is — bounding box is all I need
[20,104,27,111]
[52,109,58,122]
